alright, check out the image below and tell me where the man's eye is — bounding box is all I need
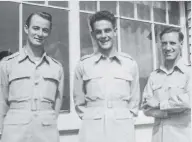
[105,29,111,33]
[33,27,39,30]
[161,42,167,46]
[43,29,49,33]
[95,31,101,34]
[170,42,176,45]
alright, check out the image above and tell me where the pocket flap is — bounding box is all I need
[43,72,60,82]
[41,115,57,126]
[114,109,133,119]
[82,108,103,120]
[9,71,31,82]
[152,84,162,90]
[114,74,133,81]
[83,76,102,81]
[4,115,31,125]
[168,84,185,89]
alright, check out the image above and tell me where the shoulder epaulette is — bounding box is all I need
[154,68,161,73]
[80,53,94,61]
[2,52,19,61]
[49,56,62,67]
[119,52,133,60]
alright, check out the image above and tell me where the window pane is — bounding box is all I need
[119,1,134,18]
[80,13,94,57]
[120,20,153,95]
[0,1,19,53]
[80,1,96,11]
[23,4,70,111]
[48,1,68,8]
[100,1,116,15]
[153,1,166,23]
[168,2,180,25]
[137,1,151,20]
[25,1,45,4]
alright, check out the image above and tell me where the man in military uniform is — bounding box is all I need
[142,27,191,142]
[0,12,64,142]
[73,10,140,142]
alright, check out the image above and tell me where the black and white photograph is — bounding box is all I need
[0,1,191,142]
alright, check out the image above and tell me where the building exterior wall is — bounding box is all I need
[186,1,191,62]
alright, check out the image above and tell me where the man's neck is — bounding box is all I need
[25,42,44,60]
[98,47,117,58]
[164,56,181,71]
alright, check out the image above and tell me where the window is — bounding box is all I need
[0,1,19,53]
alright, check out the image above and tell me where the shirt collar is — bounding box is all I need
[159,58,188,74]
[18,47,49,64]
[94,51,121,63]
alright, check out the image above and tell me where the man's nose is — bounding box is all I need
[37,30,43,36]
[101,31,107,38]
[165,43,172,50]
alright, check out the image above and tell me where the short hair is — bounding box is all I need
[0,51,12,61]
[89,10,116,31]
[160,27,184,42]
[25,12,52,29]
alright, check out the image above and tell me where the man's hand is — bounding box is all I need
[142,97,160,109]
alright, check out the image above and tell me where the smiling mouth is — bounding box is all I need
[100,40,109,44]
[34,38,43,42]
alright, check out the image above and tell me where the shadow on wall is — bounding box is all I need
[0,51,12,61]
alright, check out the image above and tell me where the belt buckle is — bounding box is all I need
[107,101,112,108]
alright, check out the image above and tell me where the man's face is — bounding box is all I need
[24,14,51,47]
[160,32,182,61]
[92,20,116,51]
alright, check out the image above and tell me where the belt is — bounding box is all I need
[10,100,53,111]
[86,100,128,108]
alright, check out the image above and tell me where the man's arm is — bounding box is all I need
[128,61,141,117]
[160,72,192,113]
[73,61,86,119]
[0,61,9,133]
[142,75,168,118]
[159,75,191,113]
[54,66,64,118]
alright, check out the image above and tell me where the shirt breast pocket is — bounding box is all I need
[83,76,102,95]
[9,71,31,84]
[42,72,60,101]
[152,84,163,101]
[113,74,133,95]
[9,71,31,99]
[168,84,186,97]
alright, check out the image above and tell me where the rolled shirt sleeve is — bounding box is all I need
[142,75,168,118]
[54,65,65,118]
[0,60,9,133]
[128,61,141,116]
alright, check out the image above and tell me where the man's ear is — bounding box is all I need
[24,25,29,34]
[180,41,183,47]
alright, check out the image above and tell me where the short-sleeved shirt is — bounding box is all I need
[73,51,140,117]
[0,47,64,131]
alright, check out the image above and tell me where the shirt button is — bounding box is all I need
[34,72,41,84]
